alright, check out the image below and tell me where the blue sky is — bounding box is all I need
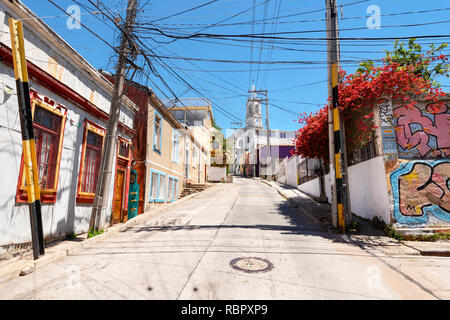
[22,0,450,133]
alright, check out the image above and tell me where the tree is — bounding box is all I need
[293,39,447,163]
[358,39,449,83]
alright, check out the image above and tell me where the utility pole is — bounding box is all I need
[230,121,242,175]
[9,18,45,260]
[325,0,351,233]
[249,89,270,179]
[90,0,139,231]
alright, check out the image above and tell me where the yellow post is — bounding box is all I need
[9,18,45,259]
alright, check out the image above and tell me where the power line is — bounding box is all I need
[149,0,219,23]
[150,6,450,29]
[86,0,243,123]
[134,53,388,64]
[47,0,116,51]
[271,79,328,93]
[249,0,256,89]
[255,0,270,88]
[269,102,303,116]
[135,22,450,41]
[151,0,272,49]
[262,0,282,90]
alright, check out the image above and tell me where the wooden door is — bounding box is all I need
[112,169,125,224]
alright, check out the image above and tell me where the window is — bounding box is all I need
[118,139,130,159]
[167,176,179,202]
[77,121,105,202]
[172,130,179,163]
[150,172,158,200]
[280,132,286,138]
[153,112,162,153]
[185,147,189,178]
[159,174,166,200]
[149,170,166,202]
[17,100,67,203]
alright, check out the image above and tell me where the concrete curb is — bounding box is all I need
[400,241,450,257]
[256,179,450,257]
[0,183,221,285]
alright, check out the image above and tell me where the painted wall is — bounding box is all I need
[389,160,449,226]
[145,107,185,210]
[0,3,134,249]
[377,98,450,228]
[0,67,132,248]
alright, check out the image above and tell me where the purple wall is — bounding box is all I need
[258,145,294,160]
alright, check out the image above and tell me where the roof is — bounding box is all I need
[2,0,138,113]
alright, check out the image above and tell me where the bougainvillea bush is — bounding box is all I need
[293,47,448,164]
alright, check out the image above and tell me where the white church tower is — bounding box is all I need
[245,85,263,129]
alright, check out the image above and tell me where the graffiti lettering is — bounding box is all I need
[379,101,393,127]
[393,103,449,158]
[390,160,450,225]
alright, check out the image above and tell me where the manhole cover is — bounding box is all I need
[230,257,273,273]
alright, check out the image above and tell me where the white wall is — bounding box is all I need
[347,156,390,223]
[285,156,298,187]
[207,166,227,182]
[295,157,390,223]
[297,178,321,198]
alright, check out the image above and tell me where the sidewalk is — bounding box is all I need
[256,178,450,258]
[0,183,220,285]
[257,178,335,232]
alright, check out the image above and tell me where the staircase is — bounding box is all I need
[180,183,210,198]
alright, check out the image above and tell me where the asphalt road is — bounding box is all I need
[1,177,449,299]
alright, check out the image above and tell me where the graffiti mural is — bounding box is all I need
[379,100,394,127]
[393,103,449,159]
[390,160,450,225]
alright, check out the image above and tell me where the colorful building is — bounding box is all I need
[279,95,449,232]
[0,0,138,252]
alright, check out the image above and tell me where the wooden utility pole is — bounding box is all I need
[9,18,45,259]
[90,0,139,231]
[325,0,351,233]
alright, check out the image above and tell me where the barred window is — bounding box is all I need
[34,105,62,189]
[81,131,103,194]
[77,122,105,202]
